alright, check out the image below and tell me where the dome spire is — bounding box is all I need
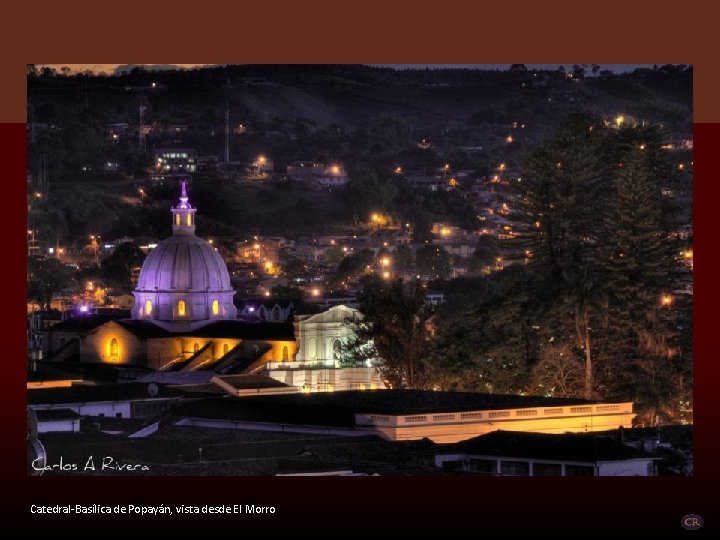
[178,179,190,208]
[171,180,197,235]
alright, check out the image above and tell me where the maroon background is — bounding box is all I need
[3,121,715,530]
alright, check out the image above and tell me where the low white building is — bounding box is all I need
[294,304,358,364]
[35,409,81,433]
[434,430,658,476]
[263,304,385,392]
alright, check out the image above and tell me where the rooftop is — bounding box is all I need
[46,317,296,341]
[171,390,596,428]
[439,430,654,462]
[28,382,203,405]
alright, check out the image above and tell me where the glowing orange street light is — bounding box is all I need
[660,294,674,307]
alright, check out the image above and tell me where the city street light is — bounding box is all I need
[90,235,101,266]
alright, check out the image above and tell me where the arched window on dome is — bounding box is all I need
[177,300,186,317]
[212,299,219,316]
[109,338,118,358]
[186,213,192,226]
[175,214,181,226]
[145,300,153,317]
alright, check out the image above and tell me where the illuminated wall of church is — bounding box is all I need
[80,322,146,365]
[257,340,297,363]
[64,321,296,371]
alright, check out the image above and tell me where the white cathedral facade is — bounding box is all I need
[262,305,386,392]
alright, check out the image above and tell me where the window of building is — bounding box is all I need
[333,339,342,361]
[466,459,497,475]
[212,299,219,316]
[565,465,594,477]
[145,300,153,317]
[177,300,186,317]
[223,343,229,355]
[500,460,530,476]
[193,343,200,353]
[533,463,562,476]
[175,214,181,226]
[109,338,118,357]
[282,346,289,361]
[186,213,192,226]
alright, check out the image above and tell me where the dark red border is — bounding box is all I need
[4,117,717,529]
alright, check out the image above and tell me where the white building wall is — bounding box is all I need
[38,419,81,433]
[598,460,655,476]
[265,367,386,392]
[31,402,133,418]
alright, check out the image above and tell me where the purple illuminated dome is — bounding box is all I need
[131,181,237,330]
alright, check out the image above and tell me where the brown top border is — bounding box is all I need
[0,5,710,121]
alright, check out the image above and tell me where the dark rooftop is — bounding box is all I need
[44,314,117,333]
[37,424,439,475]
[35,408,81,421]
[191,320,295,340]
[235,389,593,415]
[45,317,295,341]
[28,382,204,405]
[29,361,152,383]
[170,374,292,394]
[171,390,597,428]
[438,431,655,463]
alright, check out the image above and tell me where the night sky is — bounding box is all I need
[39,64,661,75]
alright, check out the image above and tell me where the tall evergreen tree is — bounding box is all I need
[348,276,433,389]
[513,113,611,398]
[597,146,683,419]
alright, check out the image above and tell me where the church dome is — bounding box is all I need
[135,235,232,292]
[132,181,237,328]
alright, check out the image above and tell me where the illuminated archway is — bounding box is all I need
[110,338,118,357]
[177,300,186,317]
[212,299,219,316]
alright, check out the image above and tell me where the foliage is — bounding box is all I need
[415,245,452,280]
[100,243,146,290]
[347,276,434,388]
[27,257,75,309]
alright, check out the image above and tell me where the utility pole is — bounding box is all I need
[225,103,230,163]
[139,105,147,152]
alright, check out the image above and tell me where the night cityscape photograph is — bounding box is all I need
[26,63,693,477]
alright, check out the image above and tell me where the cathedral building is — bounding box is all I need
[43,183,296,372]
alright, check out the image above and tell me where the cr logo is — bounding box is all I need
[681,515,703,530]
